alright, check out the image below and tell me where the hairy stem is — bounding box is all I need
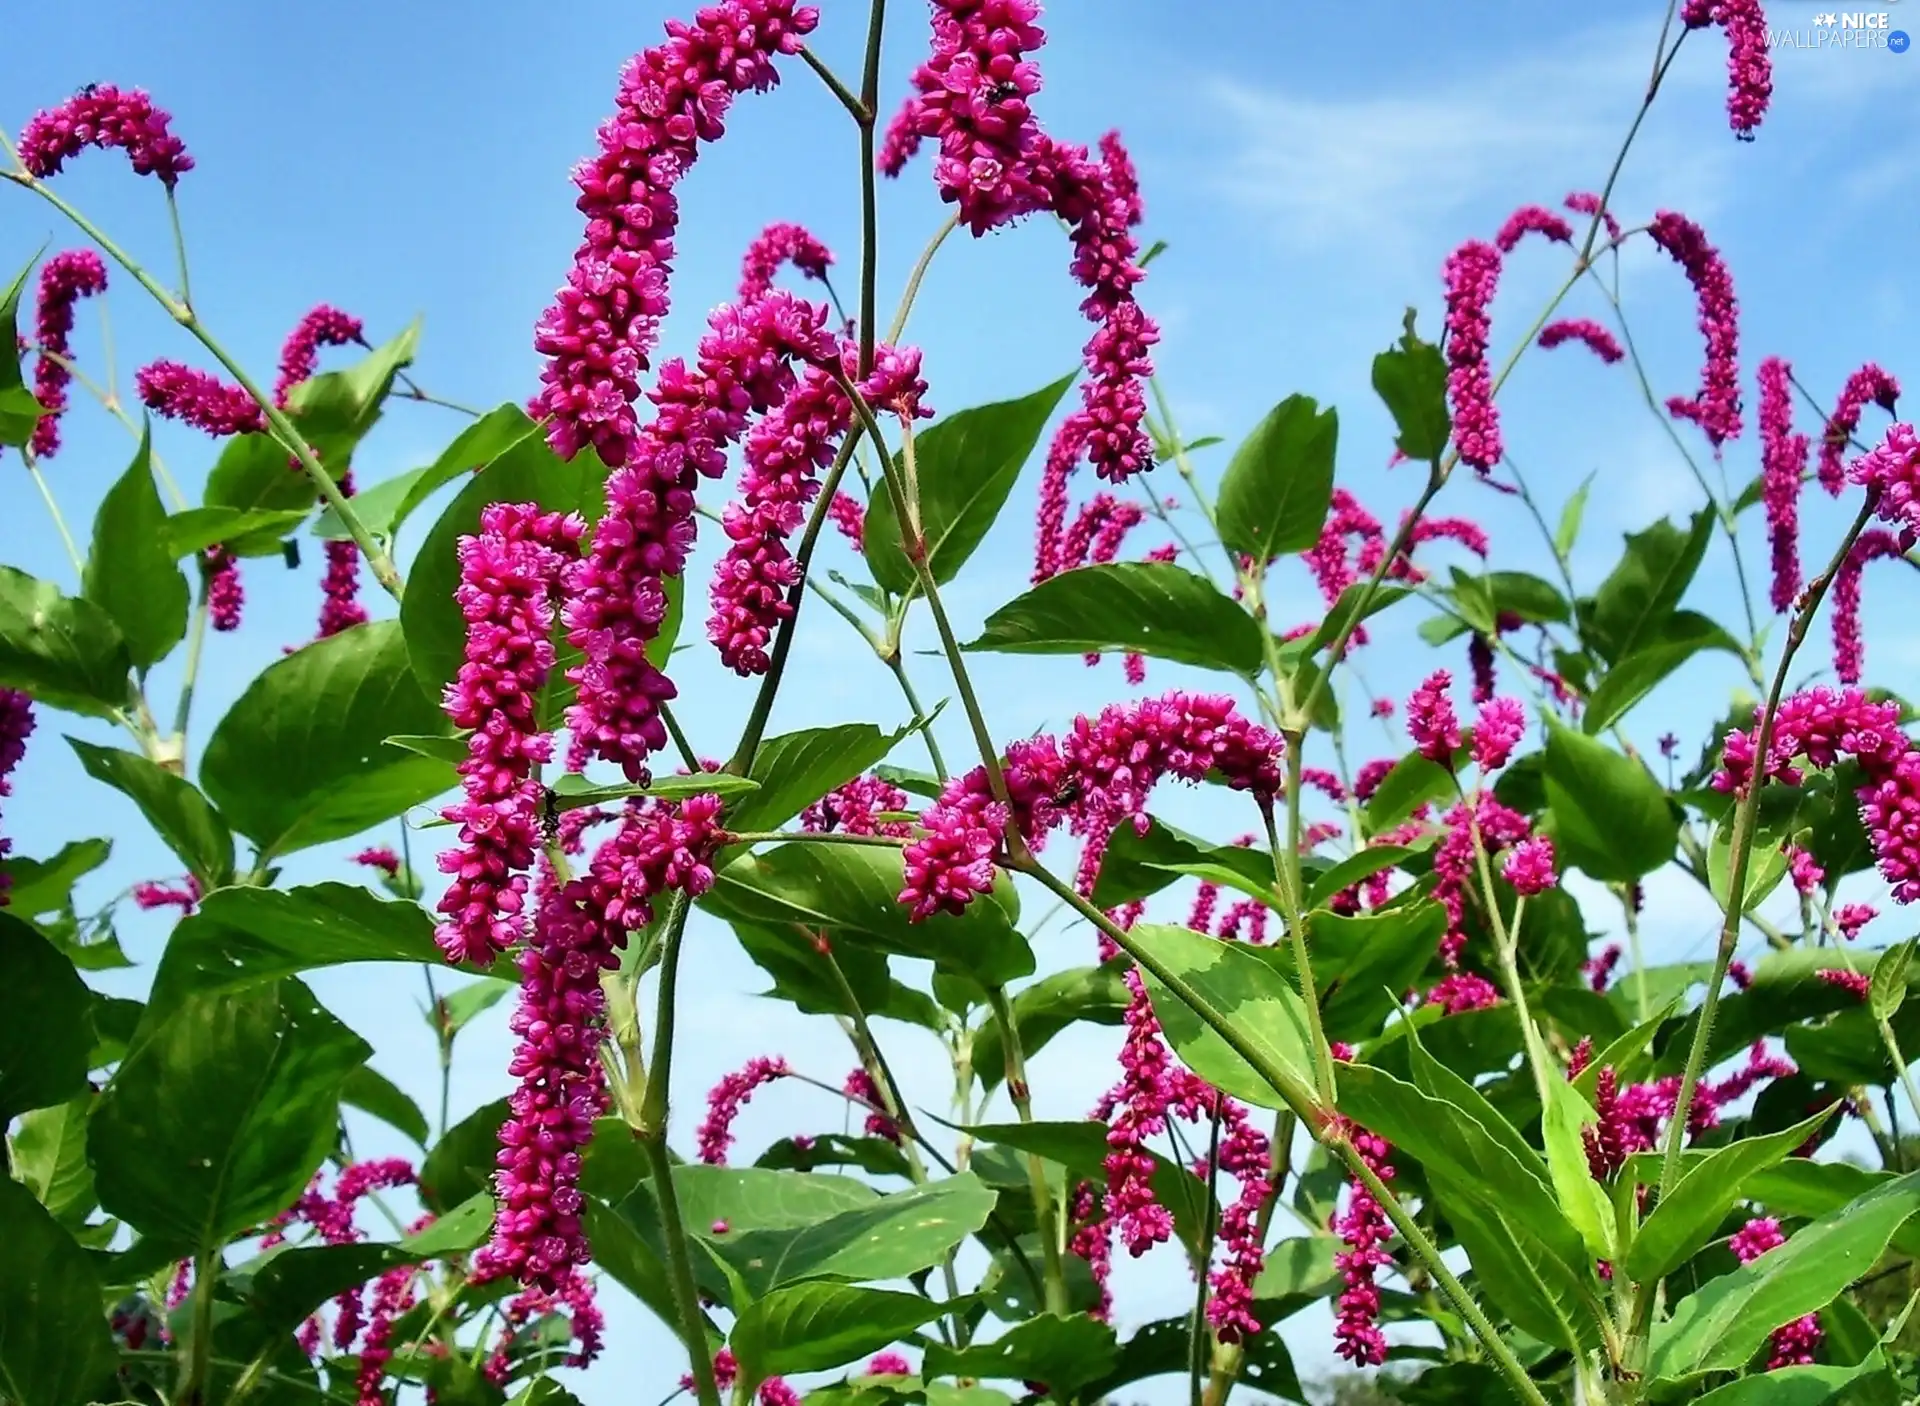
[986,985,1070,1316]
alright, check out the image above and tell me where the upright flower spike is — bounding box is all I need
[16,85,193,186]
[0,689,35,907]
[29,249,109,461]
[1818,364,1901,495]
[1441,239,1503,473]
[134,360,266,437]
[434,504,586,967]
[204,547,244,632]
[481,797,726,1287]
[1758,355,1808,612]
[1406,670,1461,765]
[1648,212,1742,449]
[529,1,820,466]
[1832,529,1903,684]
[738,222,834,304]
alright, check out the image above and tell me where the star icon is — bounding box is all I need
[1815,11,1838,24]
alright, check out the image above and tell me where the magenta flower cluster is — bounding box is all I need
[484,1269,606,1384]
[1330,1111,1395,1366]
[738,221,834,303]
[0,689,34,908]
[1648,211,1742,449]
[433,503,586,967]
[1758,355,1808,612]
[1537,318,1622,365]
[708,337,930,676]
[134,360,266,438]
[204,548,244,633]
[17,84,193,187]
[697,1054,790,1164]
[529,0,820,467]
[801,773,914,838]
[275,303,364,407]
[480,796,727,1287]
[1441,240,1503,473]
[131,875,200,914]
[1817,364,1900,495]
[898,691,1284,920]
[1728,1216,1824,1368]
[28,250,109,460]
[1851,420,1920,544]
[257,1158,417,1354]
[1682,0,1774,142]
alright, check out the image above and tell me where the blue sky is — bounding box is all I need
[3,0,1915,1398]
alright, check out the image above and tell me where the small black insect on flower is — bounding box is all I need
[539,787,561,844]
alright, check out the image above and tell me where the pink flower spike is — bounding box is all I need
[738,222,835,303]
[135,360,265,437]
[1849,422,1920,541]
[1406,670,1461,766]
[1494,204,1573,253]
[1647,212,1742,449]
[1442,240,1504,473]
[29,250,109,461]
[18,85,193,187]
[1537,319,1623,364]
[1472,696,1526,772]
[1819,364,1901,495]
[275,304,364,408]
[1504,836,1558,896]
[1758,356,1808,612]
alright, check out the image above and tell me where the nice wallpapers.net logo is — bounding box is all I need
[1768,7,1912,49]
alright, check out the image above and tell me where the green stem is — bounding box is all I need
[25,454,85,580]
[1340,1148,1553,1406]
[856,0,887,373]
[719,829,904,850]
[6,171,402,599]
[1188,1111,1224,1406]
[1468,811,1556,1110]
[1574,6,1685,266]
[883,651,949,780]
[1265,781,1336,1106]
[985,985,1070,1316]
[886,214,960,345]
[175,1249,218,1406]
[166,188,193,311]
[798,47,868,123]
[170,579,211,747]
[1656,496,1876,1203]
[659,702,703,775]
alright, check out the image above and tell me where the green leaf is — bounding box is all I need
[0,1176,118,1406]
[1335,1062,1598,1349]
[509,1382,586,1406]
[10,1096,97,1227]
[1583,611,1742,734]
[161,506,312,559]
[0,914,91,1122]
[1688,1353,1888,1406]
[438,977,515,1035]
[732,921,941,1032]
[725,720,924,833]
[1582,510,1714,665]
[0,566,131,718]
[966,562,1264,676]
[731,1284,952,1380]
[585,1193,685,1332]
[148,884,442,1007]
[401,433,610,733]
[1572,1003,1675,1103]
[1087,816,1276,911]
[202,619,456,857]
[283,317,420,467]
[1871,939,1916,1023]
[81,423,190,670]
[1626,1106,1838,1284]
[0,253,51,447]
[315,402,548,543]
[1252,1234,1341,1304]
[702,843,1031,986]
[1555,474,1595,559]
[972,964,1129,1093]
[66,740,233,889]
[90,979,370,1248]
[342,1065,430,1146]
[235,1242,416,1336]
[1362,751,1456,833]
[1650,1172,1920,1383]
[1308,902,1445,1041]
[1705,808,1791,916]
[0,839,110,920]
[697,1174,996,1299]
[1288,584,1412,660]
[204,432,322,515]
[420,1099,509,1215]
[1305,847,1414,909]
[1371,317,1450,462]
[925,1314,1118,1395]
[1214,394,1340,563]
[1542,720,1678,882]
[1133,923,1317,1111]
[864,376,1075,594]
[546,770,754,813]
[1541,1077,1614,1260]
[401,1193,494,1257]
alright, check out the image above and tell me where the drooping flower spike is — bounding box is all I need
[16,84,193,186]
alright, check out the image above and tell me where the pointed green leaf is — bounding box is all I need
[66,739,233,889]
[925,1314,1118,1396]
[316,402,550,542]
[202,619,455,857]
[1582,510,1714,665]
[1705,807,1791,916]
[0,838,110,921]
[1555,474,1594,559]
[149,884,441,1007]
[81,423,190,670]
[420,1098,510,1215]
[723,719,925,833]
[864,375,1075,594]
[0,566,131,718]
[967,562,1265,676]
[10,1096,97,1228]
[1626,1106,1838,1284]
[204,432,322,514]
[1361,750,1457,833]
[0,915,91,1122]
[0,1176,118,1406]
[731,1284,953,1380]
[91,979,370,1248]
[1215,395,1340,563]
[1542,1077,1615,1261]
[1689,1352,1888,1406]
[283,317,420,467]
[972,964,1130,1093]
[1584,610,1742,734]
[1542,719,1679,882]
[0,252,51,447]
[1871,939,1916,1023]
[341,1065,430,1146]
[1371,319,1449,462]
[1132,923,1317,1112]
[1649,1170,1920,1383]
[161,506,313,559]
